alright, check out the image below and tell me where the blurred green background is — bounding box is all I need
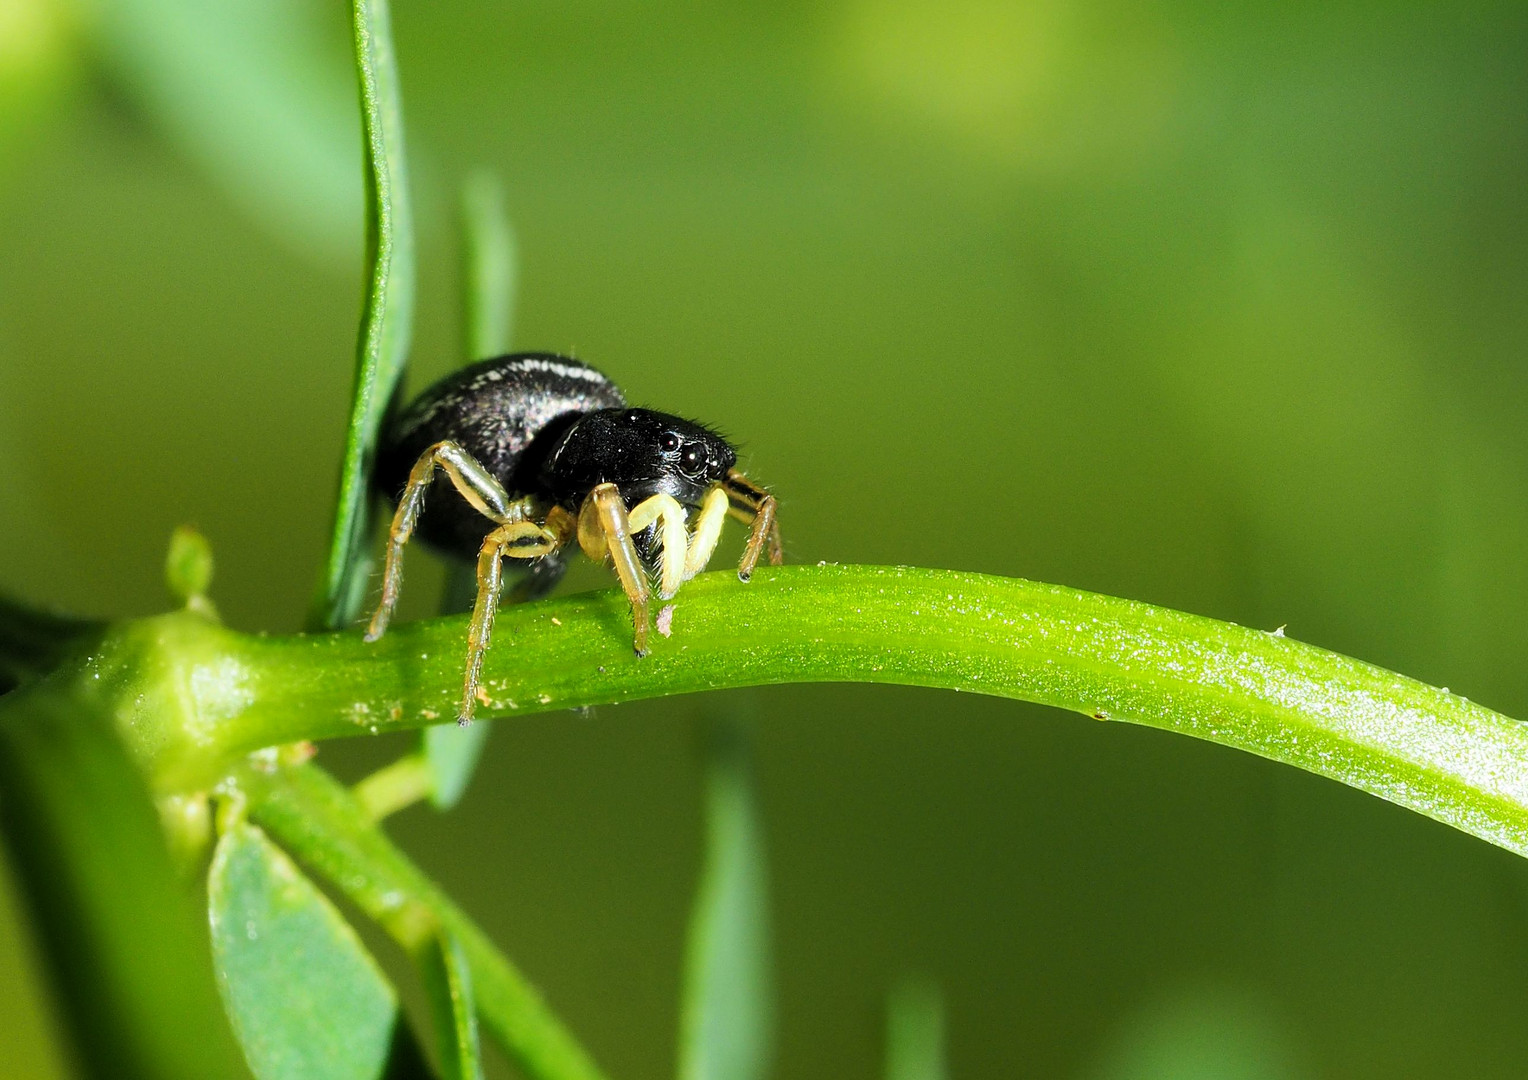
[3,0,1528,1076]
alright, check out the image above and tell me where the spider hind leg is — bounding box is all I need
[458,518,569,724]
[366,440,531,643]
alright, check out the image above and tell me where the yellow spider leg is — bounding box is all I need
[627,493,689,599]
[459,520,564,724]
[589,483,652,656]
[683,486,729,581]
[367,441,529,642]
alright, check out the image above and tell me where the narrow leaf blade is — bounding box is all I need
[676,725,773,1080]
[311,0,415,631]
[420,931,485,1080]
[209,819,398,1080]
[885,979,947,1080]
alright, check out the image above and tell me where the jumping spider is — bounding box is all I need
[364,353,782,723]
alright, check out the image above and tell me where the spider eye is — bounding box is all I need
[660,431,681,452]
[679,444,707,476]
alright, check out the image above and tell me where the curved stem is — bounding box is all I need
[108,563,1528,859]
[238,761,608,1080]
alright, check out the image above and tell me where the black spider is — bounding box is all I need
[366,353,781,722]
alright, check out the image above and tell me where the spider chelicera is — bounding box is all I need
[364,352,782,723]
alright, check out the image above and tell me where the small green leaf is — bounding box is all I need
[424,722,492,810]
[885,979,947,1080]
[677,724,773,1080]
[310,0,415,631]
[209,819,398,1080]
[420,931,484,1080]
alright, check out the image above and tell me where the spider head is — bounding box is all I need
[541,407,737,509]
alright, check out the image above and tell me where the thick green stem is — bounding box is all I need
[17,564,1528,858]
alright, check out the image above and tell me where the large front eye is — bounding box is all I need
[679,444,707,477]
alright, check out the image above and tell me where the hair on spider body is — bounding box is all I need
[538,407,736,509]
[375,353,626,559]
[367,352,783,723]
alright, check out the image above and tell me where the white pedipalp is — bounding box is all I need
[684,485,730,581]
[627,493,690,599]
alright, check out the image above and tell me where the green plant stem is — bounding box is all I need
[237,761,608,1080]
[12,564,1528,859]
[353,752,433,821]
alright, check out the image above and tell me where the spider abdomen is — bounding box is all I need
[374,353,625,559]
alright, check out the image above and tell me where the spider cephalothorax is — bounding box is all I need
[365,353,782,722]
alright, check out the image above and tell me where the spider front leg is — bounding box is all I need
[458,513,572,724]
[722,469,783,581]
[578,483,657,656]
[366,440,530,642]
